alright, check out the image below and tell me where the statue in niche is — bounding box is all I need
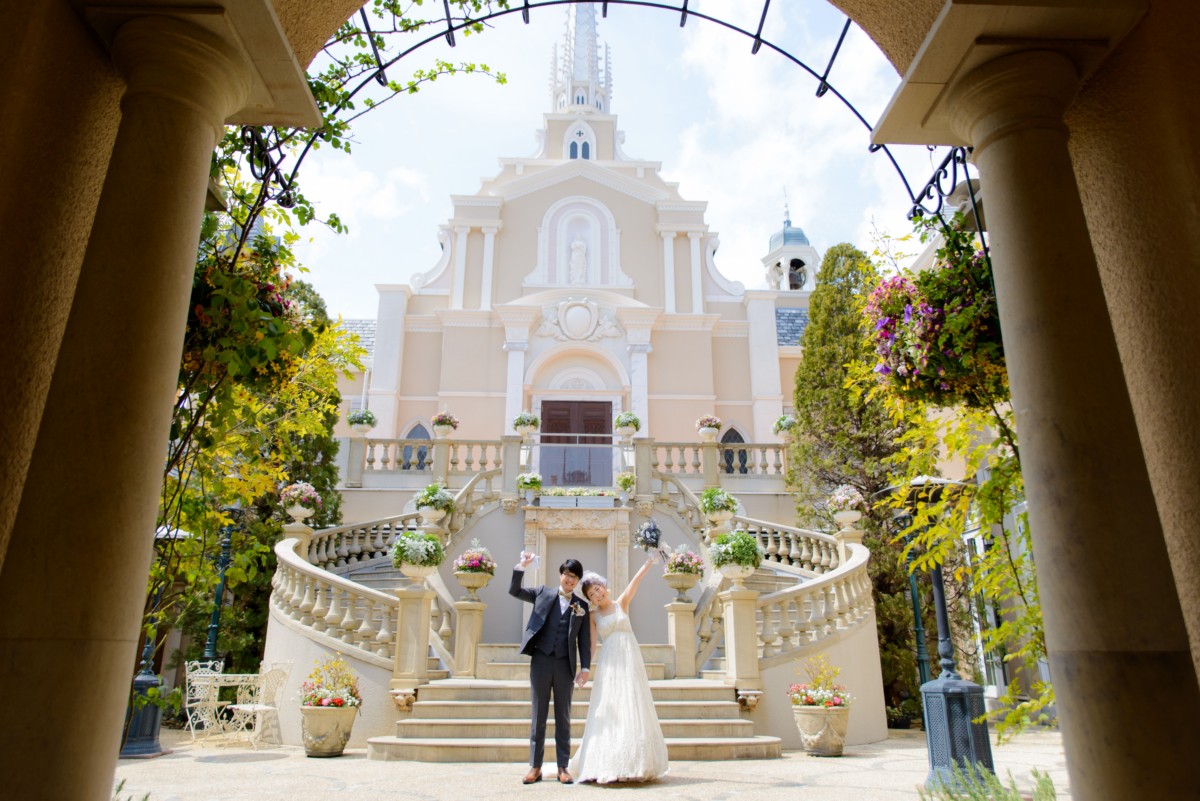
[569,237,588,284]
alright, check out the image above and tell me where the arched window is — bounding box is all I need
[581,142,590,160]
[576,93,585,104]
[402,424,431,471]
[788,258,807,290]
[721,429,748,475]
[569,141,578,159]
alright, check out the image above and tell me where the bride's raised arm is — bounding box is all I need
[617,555,658,612]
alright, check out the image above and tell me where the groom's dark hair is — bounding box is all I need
[559,559,584,578]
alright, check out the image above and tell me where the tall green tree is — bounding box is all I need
[790,243,922,708]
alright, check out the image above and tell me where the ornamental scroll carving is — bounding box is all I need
[534,509,619,530]
[535,298,623,342]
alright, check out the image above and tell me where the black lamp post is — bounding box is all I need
[119,619,169,758]
[203,502,240,662]
[893,509,933,687]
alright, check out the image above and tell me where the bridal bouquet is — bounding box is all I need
[633,518,669,560]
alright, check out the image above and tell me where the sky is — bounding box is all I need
[288,0,944,321]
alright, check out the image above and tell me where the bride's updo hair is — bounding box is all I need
[580,571,608,601]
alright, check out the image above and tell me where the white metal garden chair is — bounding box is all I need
[183,659,226,742]
[227,661,292,748]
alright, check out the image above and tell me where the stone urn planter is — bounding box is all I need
[300,705,358,757]
[350,422,374,436]
[706,509,734,529]
[433,424,454,438]
[615,424,637,440]
[418,506,447,525]
[791,705,850,757]
[833,509,862,529]
[398,562,438,582]
[697,426,719,442]
[455,570,493,602]
[717,562,755,589]
[663,571,700,602]
[515,424,537,439]
[286,505,314,524]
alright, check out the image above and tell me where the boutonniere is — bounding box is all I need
[570,602,586,617]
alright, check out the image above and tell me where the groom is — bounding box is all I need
[510,552,591,784]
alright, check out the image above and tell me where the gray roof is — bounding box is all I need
[769,220,811,251]
[775,308,809,346]
[342,319,377,361]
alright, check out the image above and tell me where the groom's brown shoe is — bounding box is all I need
[522,768,542,784]
[558,769,574,784]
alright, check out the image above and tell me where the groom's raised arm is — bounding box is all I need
[509,552,538,603]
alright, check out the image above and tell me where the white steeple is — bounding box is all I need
[551,3,609,114]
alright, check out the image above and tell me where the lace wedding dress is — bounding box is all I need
[568,606,669,783]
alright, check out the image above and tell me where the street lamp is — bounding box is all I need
[891,508,932,686]
[880,476,994,791]
[203,500,241,662]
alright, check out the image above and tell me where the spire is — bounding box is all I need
[550,4,609,114]
[783,188,791,227]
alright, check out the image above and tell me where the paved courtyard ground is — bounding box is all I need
[114,727,1070,801]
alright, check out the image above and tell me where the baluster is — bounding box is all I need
[369,525,383,560]
[650,446,661,473]
[818,542,832,573]
[798,538,813,571]
[272,569,287,614]
[799,592,818,643]
[776,597,797,653]
[298,576,316,625]
[365,441,377,471]
[437,598,453,642]
[760,600,779,658]
[465,443,478,472]
[324,587,343,637]
[335,531,349,568]
[375,601,393,658]
[305,537,319,564]
[773,446,784,475]
[339,592,358,647]
[321,536,336,569]
[691,445,701,474]
[662,446,676,475]
[357,598,378,646]
[287,572,305,621]
[450,443,460,471]
[765,528,780,562]
[310,581,329,632]
[822,585,838,636]
[348,528,363,564]
[787,533,801,568]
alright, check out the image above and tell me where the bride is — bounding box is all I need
[568,556,669,784]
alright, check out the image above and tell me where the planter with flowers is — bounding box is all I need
[391,529,446,582]
[828,484,865,529]
[431,411,459,438]
[788,654,853,756]
[708,529,763,588]
[280,481,322,523]
[347,408,377,436]
[698,487,738,531]
[773,414,797,443]
[298,655,362,757]
[662,546,705,601]
[614,411,641,440]
[513,410,540,439]
[695,415,722,442]
[414,482,455,526]
[452,539,496,601]
[615,470,636,502]
[516,472,542,502]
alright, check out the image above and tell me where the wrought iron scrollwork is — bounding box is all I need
[909,146,972,222]
[240,126,296,208]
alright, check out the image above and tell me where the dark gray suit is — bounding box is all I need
[510,569,592,769]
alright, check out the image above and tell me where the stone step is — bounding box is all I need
[413,679,736,704]
[394,717,757,739]
[366,735,782,763]
[477,661,668,681]
[409,699,743,721]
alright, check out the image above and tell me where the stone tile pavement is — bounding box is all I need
[114,728,1070,801]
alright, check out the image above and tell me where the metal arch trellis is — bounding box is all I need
[239,0,986,267]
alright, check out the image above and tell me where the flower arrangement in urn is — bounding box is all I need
[415,481,456,514]
[298,655,361,758]
[707,529,763,569]
[614,411,641,432]
[281,481,322,510]
[347,408,377,427]
[827,484,864,513]
[512,410,540,429]
[698,487,738,516]
[516,472,542,492]
[391,530,446,568]
[431,411,460,429]
[788,654,853,757]
[695,415,722,431]
[773,414,797,437]
[453,539,496,575]
[663,546,704,577]
[615,471,636,493]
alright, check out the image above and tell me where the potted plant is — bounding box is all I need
[391,529,446,581]
[298,655,361,757]
[787,654,853,756]
[886,706,911,730]
[773,413,797,443]
[414,481,455,525]
[698,486,738,527]
[828,484,865,528]
[513,410,540,438]
[707,528,762,588]
[662,545,705,602]
[695,415,722,442]
[516,472,542,501]
[615,470,636,497]
[452,539,496,601]
[614,411,641,439]
[280,481,322,523]
[431,411,459,437]
[347,408,377,436]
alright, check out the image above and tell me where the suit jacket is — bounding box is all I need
[509,569,591,676]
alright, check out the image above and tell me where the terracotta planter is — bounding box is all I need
[663,571,700,602]
[455,570,493,601]
[300,705,358,757]
[791,705,850,757]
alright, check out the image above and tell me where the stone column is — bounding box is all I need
[453,600,486,677]
[627,342,651,435]
[719,586,761,690]
[660,230,677,314]
[666,601,696,678]
[480,226,498,311]
[945,50,1200,799]
[503,340,528,435]
[0,16,252,798]
[369,286,411,438]
[451,225,470,310]
[688,231,704,313]
[392,583,435,688]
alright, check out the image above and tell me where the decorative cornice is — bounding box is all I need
[655,314,719,332]
[404,316,443,333]
[713,321,749,338]
[434,309,496,328]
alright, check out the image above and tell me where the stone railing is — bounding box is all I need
[308,513,421,570]
[652,441,787,479]
[736,516,841,573]
[362,438,504,474]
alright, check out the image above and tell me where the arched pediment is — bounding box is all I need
[525,195,635,289]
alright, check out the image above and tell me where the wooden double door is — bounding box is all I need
[539,401,613,487]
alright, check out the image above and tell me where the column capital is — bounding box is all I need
[657,228,677,240]
[687,231,703,241]
[453,225,472,236]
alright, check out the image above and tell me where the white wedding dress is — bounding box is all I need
[568,605,669,783]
